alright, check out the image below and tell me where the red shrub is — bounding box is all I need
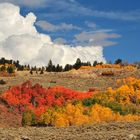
[0,81,94,115]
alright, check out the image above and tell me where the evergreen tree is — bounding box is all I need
[52,65,56,72]
[46,60,53,72]
[93,61,98,66]
[7,66,14,74]
[64,64,73,71]
[87,61,91,66]
[114,59,122,64]
[9,60,13,64]
[73,58,82,70]
[56,64,63,72]
[0,57,5,64]
[27,65,30,70]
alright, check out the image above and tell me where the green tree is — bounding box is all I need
[114,59,122,64]
[93,61,98,66]
[64,64,73,71]
[73,58,82,70]
[7,66,14,74]
[56,64,63,72]
[46,60,53,72]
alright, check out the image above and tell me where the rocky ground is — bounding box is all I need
[0,122,140,140]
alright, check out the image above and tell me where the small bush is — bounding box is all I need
[82,98,99,106]
[88,87,100,92]
[103,102,125,115]
[0,79,6,85]
[40,70,44,74]
[7,66,15,74]
[101,71,114,76]
[30,70,33,75]
[22,110,35,126]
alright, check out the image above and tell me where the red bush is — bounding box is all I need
[0,81,94,116]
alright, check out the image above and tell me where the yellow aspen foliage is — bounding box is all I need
[136,90,140,101]
[118,114,140,122]
[41,111,51,125]
[107,87,116,94]
[53,113,69,127]
[117,85,130,94]
[65,103,90,126]
[90,104,114,123]
[65,103,76,116]
[40,103,140,127]
[40,109,56,125]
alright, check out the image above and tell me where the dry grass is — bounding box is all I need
[0,68,140,93]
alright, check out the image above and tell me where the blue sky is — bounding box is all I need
[2,0,140,63]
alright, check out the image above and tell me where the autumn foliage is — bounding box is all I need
[1,81,93,108]
[1,77,140,127]
[0,81,93,125]
[79,64,136,71]
[41,103,140,127]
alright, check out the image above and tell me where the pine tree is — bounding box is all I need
[73,58,82,70]
[64,64,73,71]
[47,60,53,72]
[93,61,98,66]
[114,59,122,64]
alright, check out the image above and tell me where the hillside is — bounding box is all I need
[0,67,140,139]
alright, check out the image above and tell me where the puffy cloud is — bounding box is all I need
[0,3,106,67]
[30,45,105,67]
[36,20,81,32]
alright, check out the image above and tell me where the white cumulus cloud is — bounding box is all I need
[0,3,106,67]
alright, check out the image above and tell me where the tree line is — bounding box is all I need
[0,57,139,74]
